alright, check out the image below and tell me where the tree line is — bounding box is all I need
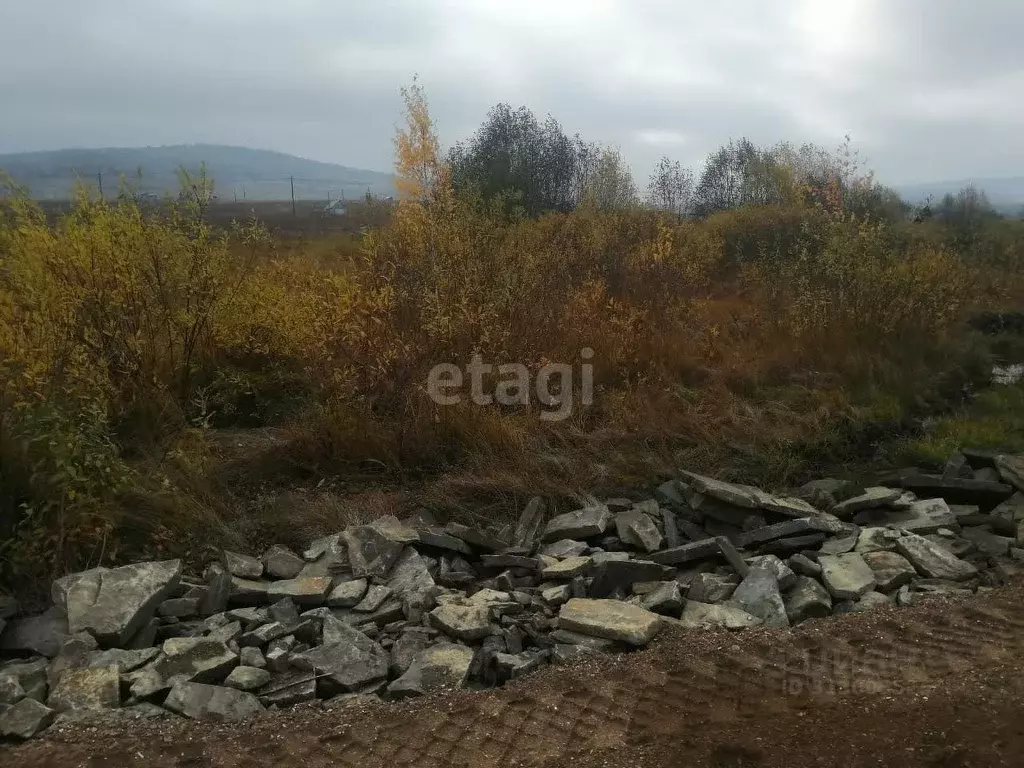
[444,102,1004,227]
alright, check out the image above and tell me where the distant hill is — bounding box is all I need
[0,144,396,201]
[897,177,1024,215]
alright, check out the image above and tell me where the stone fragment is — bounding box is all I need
[223,551,263,579]
[831,487,902,519]
[239,647,266,668]
[344,525,405,579]
[728,566,789,628]
[302,533,343,563]
[266,577,331,606]
[327,578,368,608]
[540,539,588,558]
[542,506,613,542]
[354,585,393,612]
[390,630,432,676]
[557,598,662,646]
[686,572,739,603]
[47,665,120,711]
[615,510,664,552]
[296,623,388,693]
[960,527,1013,557]
[387,643,475,699]
[714,536,750,577]
[444,522,507,552]
[493,651,546,682]
[680,471,758,508]
[541,556,593,579]
[783,576,832,623]
[224,666,271,691]
[819,553,877,599]
[158,598,199,618]
[229,577,270,605]
[513,497,546,549]
[129,638,237,699]
[660,508,681,548]
[995,454,1024,493]
[263,545,305,580]
[589,559,671,597]
[746,555,796,589]
[855,527,903,554]
[64,560,182,646]
[479,554,540,570]
[640,581,684,615]
[862,551,917,591]
[200,567,232,617]
[0,675,26,706]
[540,584,572,605]
[0,698,55,739]
[257,670,317,707]
[649,538,721,565]
[385,548,437,604]
[896,533,979,581]
[163,681,264,721]
[884,473,1013,508]
[429,604,492,642]
[818,525,860,555]
[788,553,821,577]
[676,601,762,630]
[416,530,474,556]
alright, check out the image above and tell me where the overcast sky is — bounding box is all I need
[1,0,1022,185]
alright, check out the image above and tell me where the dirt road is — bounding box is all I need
[6,584,1024,767]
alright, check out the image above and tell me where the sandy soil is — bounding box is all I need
[6,583,1024,767]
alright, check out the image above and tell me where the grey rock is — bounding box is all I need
[746,555,796,589]
[896,533,979,581]
[257,669,317,707]
[542,506,613,542]
[47,632,98,689]
[429,604,492,641]
[615,510,664,552]
[0,698,55,739]
[590,559,671,597]
[479,554,540,570]
[728,566,789,628]
[0,658,49,702]
[47,665,120,711]
[540,584,572,605]
[385,548,437,604]
[818,525,860,555]
[228,577,270,605]
[549,629,618,650]
[850,591,891,612]
[263,545,305,580]
[660,507,681,548]
[296,623,388,693]
[129,638,238,698]
[540,539,588,558]
[200,566,232,617]
[552,644,600,665]
[640,581,683,615]
[788,553,821,577]
[390,630,432,676]
[960,527,1013,557]
[267,598,300,626]
[302,533,343,563]
[344,526,405,579]
[387,643,474,699]
[0,675,26,706]
[995,454,1024,493]
[686,572,739,603]
[0,606,69,657]
[676,601,762,630]
[541,556,593,579]
[224,666,271,691]
[557,598,662,646]
[238,621,291,647]
[444,522,507,552]
[164,681,264,721]
[831,487,902,519]
[327,578,368,608]
[493,651,546,682]
[862,551,917,590]
[266,577,332,606]
[680,471,757,508]
[855,527,903,554]
[783,576,832,623]
[158,598,200,618]
[715,536,750,577]
[819,553,877,599]
[223,551,263,579]
[513,497,546,549]
[353,585,393,612]
[239,647,266,669]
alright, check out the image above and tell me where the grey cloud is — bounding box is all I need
[1,0,1021,184]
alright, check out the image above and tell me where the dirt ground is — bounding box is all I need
[6,583,1024,768]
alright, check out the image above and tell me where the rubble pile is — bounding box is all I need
[3,450,1024,740]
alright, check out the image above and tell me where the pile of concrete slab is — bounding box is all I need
[2,449,1022,740]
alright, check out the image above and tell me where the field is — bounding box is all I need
[3,87,1024,592]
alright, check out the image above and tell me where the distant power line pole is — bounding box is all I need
[97,171,103,199]
[233,188,237,203]
[290,176,296,217]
